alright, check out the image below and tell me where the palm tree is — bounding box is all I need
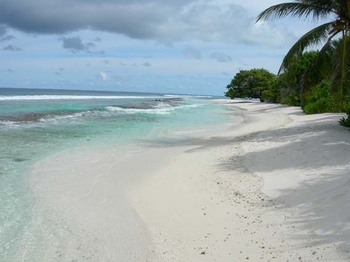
[256,0,350,109]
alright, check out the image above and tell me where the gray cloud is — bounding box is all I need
[118,61,152,67]
[0,25,15,41]
[2,44,22,51]
[54,67,64,75]
[0,0,181,38]
[1,35,15,41]
[183,47,202,60]
[0,0,294,46]
[60,36,95,53]
[0,25,7,37]
[210,51,232,63]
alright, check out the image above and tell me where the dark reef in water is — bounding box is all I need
[0,97,185,125]
[115,97,184,110]
[0,111,81,122]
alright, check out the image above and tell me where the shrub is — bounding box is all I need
[303,81,339,114]
[339,114,350,127]
[280,90,301,106]
[225,68,276,101]
[261,79,280,103]
[339,101,350,127]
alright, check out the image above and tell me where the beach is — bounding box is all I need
[2,0,350,261]
[22,100,350,261]
[132,101,350,261]
[0,90,229,261]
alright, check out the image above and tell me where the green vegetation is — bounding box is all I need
[225,0,350,128]
[225,69,276,102]
[303,80,338,114]
[339,115,350,127]
[339,100,350,127]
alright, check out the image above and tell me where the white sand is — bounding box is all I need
[29,101,350,261]
[132,101,350,261]
[29,146,160,261]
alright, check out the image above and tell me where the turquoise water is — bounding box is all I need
[0,88,229,259]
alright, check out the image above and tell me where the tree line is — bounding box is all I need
[225,0,350,127]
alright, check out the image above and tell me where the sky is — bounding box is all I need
[0,0,320,95]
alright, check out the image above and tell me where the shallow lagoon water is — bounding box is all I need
[0,88,229,260]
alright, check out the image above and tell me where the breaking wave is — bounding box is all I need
[0,102,202,130]
[105,104,201,115]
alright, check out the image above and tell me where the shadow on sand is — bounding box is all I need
[142,106,350,254]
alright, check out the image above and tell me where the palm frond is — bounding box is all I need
[257,2,335,22]
[299,0,334,10]
[332,0,350,20]
[280,22,335,73]
[301,36,335,91]
[330,35,350,104]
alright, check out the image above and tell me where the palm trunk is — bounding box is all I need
[339,31,347,110]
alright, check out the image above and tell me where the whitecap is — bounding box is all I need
[105,103,202,115]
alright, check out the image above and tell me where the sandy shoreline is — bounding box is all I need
[132,101,350,261]
[29,101,350,261]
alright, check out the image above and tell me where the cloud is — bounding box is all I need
[183,47,202,60]
[118,61,152,67]
[0,0,294,46]
[210,51,232,63]
[0,25,7,37]
[54,67,64,75]
[178,3,292,46]
[0,25,15,41]
[2,44,22,51]
[1,35,15,41]
[0,0,182,38]
[99,72,108,81]
[60,36,95,53]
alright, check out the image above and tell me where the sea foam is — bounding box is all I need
[105,104,201,115]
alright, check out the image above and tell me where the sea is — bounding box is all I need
[0,87,230,260]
